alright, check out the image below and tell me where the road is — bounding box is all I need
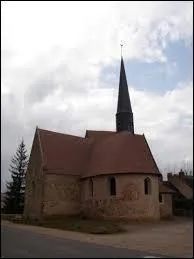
[1,224,163,258]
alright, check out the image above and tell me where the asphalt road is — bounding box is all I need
[1,224,163,258]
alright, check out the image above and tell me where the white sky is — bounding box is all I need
[1,1,193,190]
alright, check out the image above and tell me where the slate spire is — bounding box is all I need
[116,56,134,133]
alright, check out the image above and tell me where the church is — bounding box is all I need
[24,56,174,220]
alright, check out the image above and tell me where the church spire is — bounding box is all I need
[116,52,134,133]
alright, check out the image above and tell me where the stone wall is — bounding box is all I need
[43,174,81,216]
[24,130,44,219]
[81,174,160,220]
[160,193,173,219]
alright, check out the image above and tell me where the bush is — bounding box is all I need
[174,199,193,210]
[1,214,21,221]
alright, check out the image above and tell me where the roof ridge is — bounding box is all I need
[86,130,115,133]
[142,134,160,174]
[37,127,45,168]
[38,128,85,139]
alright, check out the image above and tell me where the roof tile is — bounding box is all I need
[37,128,160,178]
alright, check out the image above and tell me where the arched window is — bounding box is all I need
[89,178,93,197]
[32,180,35,197]
[159,193,163,203]
[144,177,151,195]
[109,176,116,196]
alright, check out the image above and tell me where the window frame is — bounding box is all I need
[109,176,116,196]
[89,178,94,197]
[144,177,151,195]
[159,193,163,203]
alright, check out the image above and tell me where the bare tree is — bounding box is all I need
[179,160,193,176]
[162,160,193,176]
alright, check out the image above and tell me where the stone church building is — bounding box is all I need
[24,56,173,220]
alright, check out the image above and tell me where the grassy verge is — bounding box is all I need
[2,214,125,234]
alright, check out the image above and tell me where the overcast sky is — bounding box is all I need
[1,1,193,191]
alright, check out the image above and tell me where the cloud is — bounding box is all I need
[2,77,192,183]
[25,75,58,104]
[132,81,193,172]
[1,1,193,66]
[1,1,193,190]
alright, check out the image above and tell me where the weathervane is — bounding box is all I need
[120,41,123,57]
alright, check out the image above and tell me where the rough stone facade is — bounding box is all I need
[24,131,81,219]
[24,131,44,219]
[159,193,173,219]
[23,130,169,221]
[43,173,80,216]
[25,164,162,220]
[81,174,160,220]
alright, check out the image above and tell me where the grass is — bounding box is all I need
[2,214,125,234]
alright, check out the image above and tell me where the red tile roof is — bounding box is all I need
[85,130,115,142]
[84,131,160,178]
[159,182,175,193]
[38,128,92,175]
[37,128,160,178]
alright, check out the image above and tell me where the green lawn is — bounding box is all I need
[3,214,125,234]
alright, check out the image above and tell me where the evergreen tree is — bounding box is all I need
[4,139,28,214]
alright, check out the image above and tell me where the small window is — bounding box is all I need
[89,178,93,197]
[32,180,35,197]
[109,176,116,196]
[32,180,35,191]
[159,193,163,203]
[144,177,151,195]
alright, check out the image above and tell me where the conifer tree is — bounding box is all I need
[4,139,28,214]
